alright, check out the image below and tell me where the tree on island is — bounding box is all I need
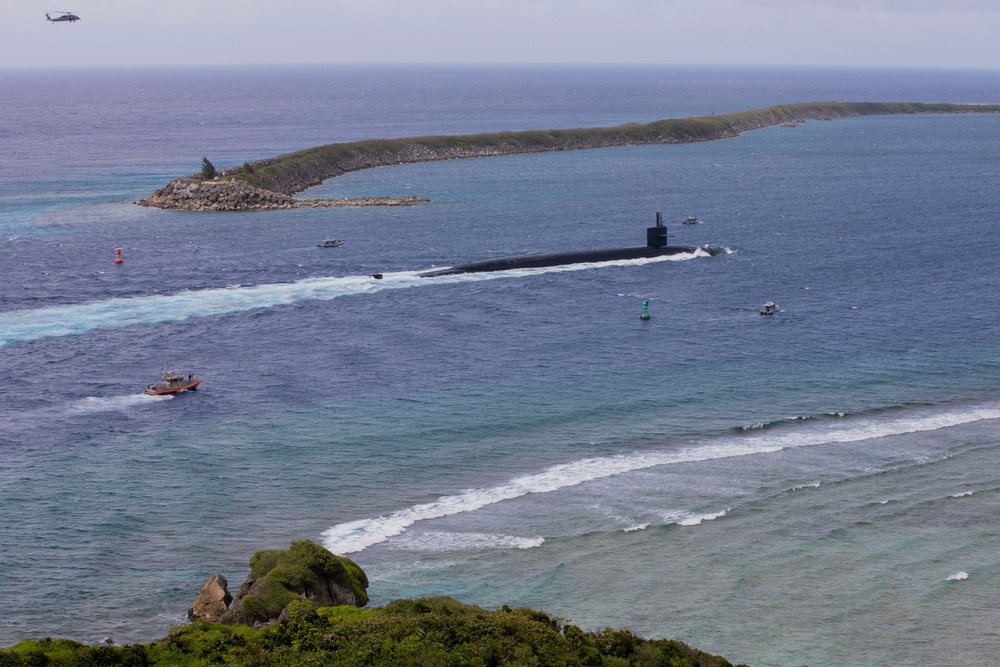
[201,157,217,180]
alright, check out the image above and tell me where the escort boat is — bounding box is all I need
[143,370,202,395]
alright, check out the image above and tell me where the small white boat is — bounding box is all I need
[317,238,344,248]
[682,216,701,225]
[760,301,778,316]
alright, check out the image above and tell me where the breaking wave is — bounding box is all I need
[322,404,1000,554]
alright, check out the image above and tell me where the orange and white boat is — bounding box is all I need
[143,370,202,395]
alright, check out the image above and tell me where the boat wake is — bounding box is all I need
[0,253,705,348]
[69,393,173,414]
[321,404,1000,554]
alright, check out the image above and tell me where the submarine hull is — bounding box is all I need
[419,244,714,278]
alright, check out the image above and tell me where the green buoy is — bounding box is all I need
[640,300,650,320]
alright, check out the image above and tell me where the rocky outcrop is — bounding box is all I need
[137,178,428,212]
[139,178,293,211]
[220,540,368,629]
[188,574,232,622]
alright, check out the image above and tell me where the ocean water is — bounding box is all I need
[2,64,1000,667]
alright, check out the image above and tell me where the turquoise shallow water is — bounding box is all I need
[2,65,1000,666]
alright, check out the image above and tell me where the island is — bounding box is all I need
[139,101,1000,212]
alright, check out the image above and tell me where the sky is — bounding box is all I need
[2,0,1000,69]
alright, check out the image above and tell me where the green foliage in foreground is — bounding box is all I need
[0,597,748,667]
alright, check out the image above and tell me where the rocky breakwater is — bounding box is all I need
[138,177,427,212]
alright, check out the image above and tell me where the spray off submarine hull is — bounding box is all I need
[419,212,718,278]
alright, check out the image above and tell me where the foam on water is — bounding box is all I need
[947,571,969,581]
[322,404,1000,553]
[390,532,545,552]
[69,393,173,414]
[792,482,822,491]
[674,509,729,526]
[622,523,650,532]
[606,511,652,532]
[0,253,705,348]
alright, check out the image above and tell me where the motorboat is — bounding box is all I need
[760,301,778,316]
[317,238,344,248]
[143,370,202,395]
[682,216,701,224]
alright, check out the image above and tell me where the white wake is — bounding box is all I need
[0,253,704,347]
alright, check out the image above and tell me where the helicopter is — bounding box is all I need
[45,11,81,23]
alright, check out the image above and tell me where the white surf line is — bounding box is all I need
[0,252,704,348]
[390,531,545,552]
[321,405,1000,554]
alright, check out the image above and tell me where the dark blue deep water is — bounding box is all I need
[3,65,1000,667]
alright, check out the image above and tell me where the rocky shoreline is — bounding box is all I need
[138,178,428,212]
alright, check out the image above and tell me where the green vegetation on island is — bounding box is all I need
[216,101,1000,196]
[201,157,217,181]
[141,101,1000,211]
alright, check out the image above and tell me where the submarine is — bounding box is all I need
[419,211,718,278]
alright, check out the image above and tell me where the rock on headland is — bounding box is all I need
[187,574,232,622]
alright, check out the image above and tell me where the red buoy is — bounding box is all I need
[114,248,123,264]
